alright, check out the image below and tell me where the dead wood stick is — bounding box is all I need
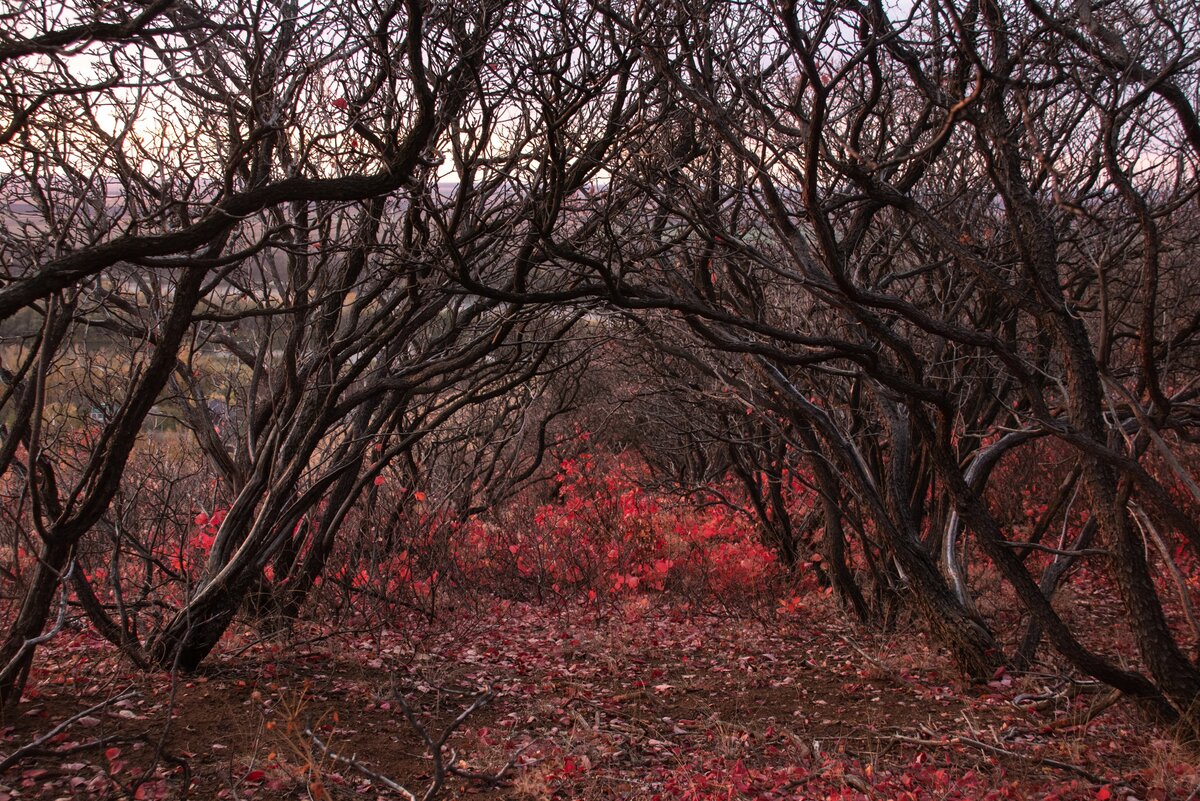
[890,731,1128,788]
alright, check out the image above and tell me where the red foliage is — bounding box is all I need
[449,452,780,604]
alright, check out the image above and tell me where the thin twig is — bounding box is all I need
[304,684,500,801]
[0,687,138,773]
[392,683,494,801]
[1,559,75,684]
[998,541,1109,557]
[1131,503,1200,646]
[832,632,890,672]
[304,728,417,801]
[447,739,538,786]
[890,729,1129,788]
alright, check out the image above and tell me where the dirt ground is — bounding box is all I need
[2,597,1197,800]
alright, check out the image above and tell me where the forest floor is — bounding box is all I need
[2,596,1197,801]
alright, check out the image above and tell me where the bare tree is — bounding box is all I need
[5,0,1200,738]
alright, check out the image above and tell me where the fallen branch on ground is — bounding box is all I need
[890,727,1131,789]
[305,729,418,800]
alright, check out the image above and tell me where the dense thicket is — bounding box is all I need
[3,0,1200,734]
